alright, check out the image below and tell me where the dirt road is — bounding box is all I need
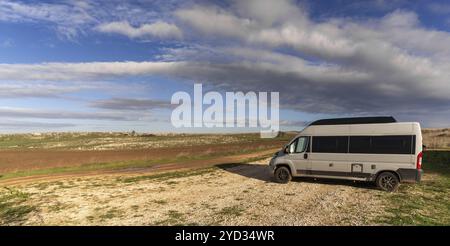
[6,158,385,226]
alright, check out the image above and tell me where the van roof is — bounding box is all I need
[297,122,421,138]
[309,116,396,126]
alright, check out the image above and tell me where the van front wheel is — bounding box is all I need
[274,166,292,184]
[376,172,399,192]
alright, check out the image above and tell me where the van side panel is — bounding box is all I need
[348,153,414,178]
[291,122,422,182]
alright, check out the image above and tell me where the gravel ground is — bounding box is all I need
[9,158,387,225]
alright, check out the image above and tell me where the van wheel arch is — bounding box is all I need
[274,164,292,184]
[375,171,401,192]
[375,170,401,182]
[275,164,293,175]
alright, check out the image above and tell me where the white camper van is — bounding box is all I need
[269,117,423,191]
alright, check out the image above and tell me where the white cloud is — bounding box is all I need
[1,0,449,127]
[96,21,182,39]
[232,0,307,27]
[0,0,94,39]
[0,107,134,121]
[0,0,182,40]
[0,54,448,115]
[0,81,94,98]
[0,120,75,128]
[174,3,450,102]
[175,5,254,39]
[0,62,180,81]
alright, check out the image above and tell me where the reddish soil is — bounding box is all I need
[0,148,279,186]
[0,141,283,173]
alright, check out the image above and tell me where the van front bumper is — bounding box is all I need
[397,168,423,183]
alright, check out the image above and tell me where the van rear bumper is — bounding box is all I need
[397,168,423,183]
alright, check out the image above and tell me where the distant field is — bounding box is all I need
[422,128,450,150]
[0,132,294,150]
[0,128,447,150]
[0,129,448,181]
[0,133,295,181]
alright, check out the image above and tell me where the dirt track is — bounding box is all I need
[7,157,385,226]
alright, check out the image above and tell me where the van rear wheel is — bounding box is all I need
[274,166,292,184]
[376,172,399,192]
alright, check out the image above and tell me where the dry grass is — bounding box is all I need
[377,151,450,225]
[0,132,292,150]
[422,128,450,150]
[2,152,448,226]
[5,158,385,226]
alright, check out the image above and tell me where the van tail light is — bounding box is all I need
[416,151,423,170]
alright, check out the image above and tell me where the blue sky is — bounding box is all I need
[0,0,450,133]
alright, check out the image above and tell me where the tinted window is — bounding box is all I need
[349,136,371,153]
[312,136,348,153]
[371,136,412,154]
[349,135,414,154]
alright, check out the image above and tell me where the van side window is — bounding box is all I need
[370,135,412,154]
[295,137,308,153]
[349,135,414,154]
[349,136,371,153]
[312,136,348,153]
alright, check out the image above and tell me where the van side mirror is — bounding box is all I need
[284,146,290,154]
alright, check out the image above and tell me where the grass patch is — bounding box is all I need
[217,205,245,217]
[0,159,162,181]
[153,199,168,205]
[0,187,35,225]
[377,151,450,225]
[167,210,184,220]
[99,208,124,220]
[119,168,217,183]
[154,210,185,225]
[47,202,72,213]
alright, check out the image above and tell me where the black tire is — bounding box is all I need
[274,166,292,184]
[376,172,400,192]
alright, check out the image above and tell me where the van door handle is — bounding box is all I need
[329,163,333,167]
[303,153,308,159]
